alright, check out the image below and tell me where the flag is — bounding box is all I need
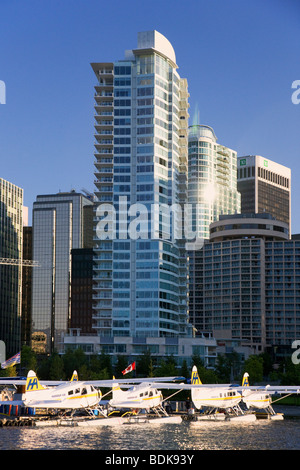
[122,362,136,375]
[1,352,21,369]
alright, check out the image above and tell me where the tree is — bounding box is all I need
[243,355,264,384]
[180,360,190,380]
[156,356,177,377]
[136,350,153,377]
[114,355,129,378]
[20,345,37,374]
[49,351,65,380]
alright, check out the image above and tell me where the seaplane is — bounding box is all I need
[0,370,101,416]
[187,366,256,421]
[0,369,185,426]
[107,379,182,423]
[153,366,300,422]
[240,372,283,420]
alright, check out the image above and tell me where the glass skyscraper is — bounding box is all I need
[187,125,241,332]
[92,31,191,339]
[31,191,93,353]
[0,178,24,357]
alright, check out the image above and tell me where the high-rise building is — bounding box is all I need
[70,248,94,335]
[31,191,93,353]
[197,213,298,355]
[237,155,291,236]
[22,225,32,347]
[92,30,190,340]
[188,125,240,240]
[187,125,241,332]
[0,178,24,357]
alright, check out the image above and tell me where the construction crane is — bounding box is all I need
[0,258,40,267]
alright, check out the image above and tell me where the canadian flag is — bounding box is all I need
[122,362,136,375]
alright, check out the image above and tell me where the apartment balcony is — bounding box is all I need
[94,148,113,156]
[94,120,113,130]
[94,170,113,180]
[95,101,113,109]
[94,158,113,168]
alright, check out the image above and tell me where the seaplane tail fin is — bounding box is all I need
[242,372,249,387]
[191,365,202,385]
[111,376,123,400]
[25,370,45,392]
[71,370,78,382]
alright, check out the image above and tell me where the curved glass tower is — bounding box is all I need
[188,124,241,332]
[188,124,240,240]
[92,31,190,338]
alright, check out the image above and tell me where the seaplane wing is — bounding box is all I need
[82,376,185,388]
[236,384,300,394]
[0,375,185,388]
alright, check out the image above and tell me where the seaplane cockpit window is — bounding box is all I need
[82,388,87,395]
[149,391,153,397]
[75,388,80,394]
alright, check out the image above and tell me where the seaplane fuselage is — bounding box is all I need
[23,371,101,409]
[109,383,163,410]
[192,387,242,409]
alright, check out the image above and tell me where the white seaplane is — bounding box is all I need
[240,372,283,420]
[149,365,300,422]
[0,369,184,426]
[108,378,182,423]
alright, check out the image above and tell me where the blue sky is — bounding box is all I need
[0,0,299,231]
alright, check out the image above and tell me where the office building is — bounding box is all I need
[237,155,291,236]
[21,225,32,347]
[196,213,299,354]
[188,124,240,240]
[187,124,241,332]
[31,191,93,353]
[70,248,94,334]
[0,178,24,357]
[92,30,190,341]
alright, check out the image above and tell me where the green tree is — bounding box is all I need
[114,355,129,378]
[243,355,264,384]
[156,356,177,377]
[98,351,113,378]
[49,351,65,380]
[180,360,190,380]
[137,349,153,377]
[20,345,37,374]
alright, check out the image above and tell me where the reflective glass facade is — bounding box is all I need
[92,31,190,339]
[0,178,23,356]
[187,125,241,331]
[31,192,93,353]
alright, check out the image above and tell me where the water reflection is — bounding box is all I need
[1,419,300,450]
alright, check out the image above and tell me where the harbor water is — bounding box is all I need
[0,407,300,451]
